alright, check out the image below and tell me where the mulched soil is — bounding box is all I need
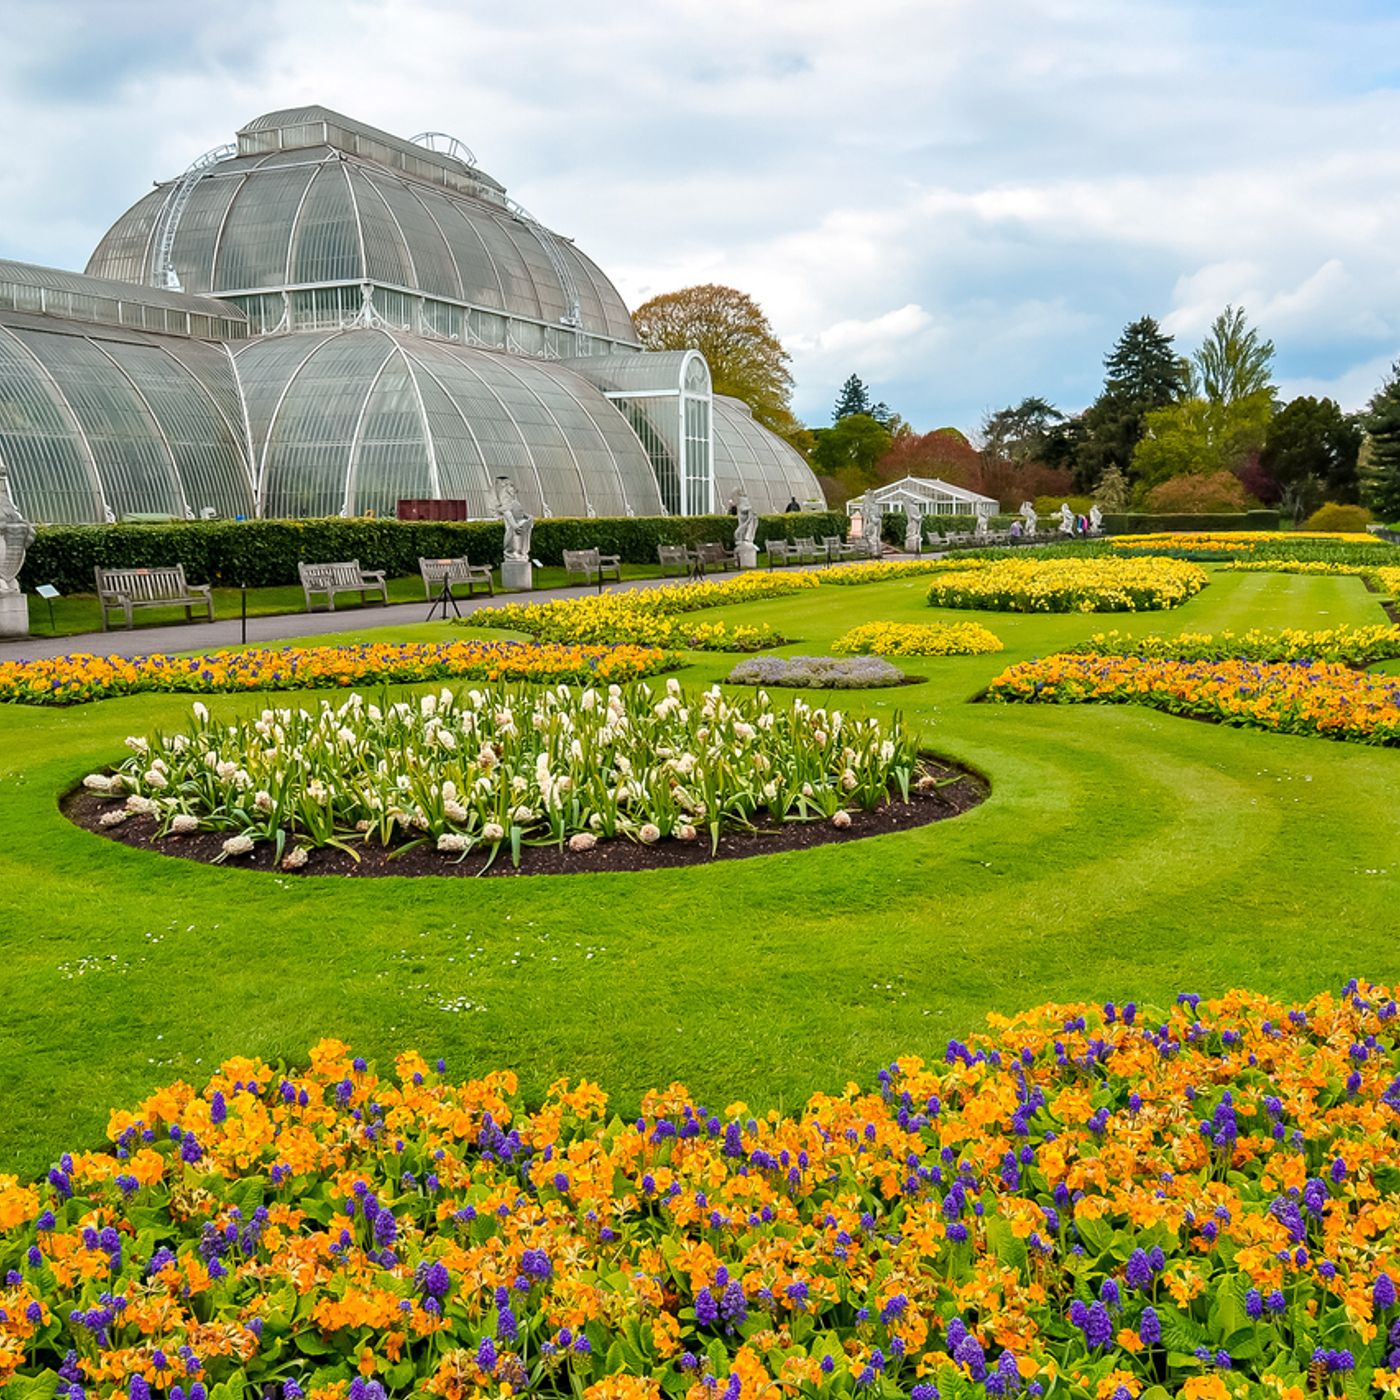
[62,757,988,880]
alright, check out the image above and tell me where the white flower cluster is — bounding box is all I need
[97,679,918,865]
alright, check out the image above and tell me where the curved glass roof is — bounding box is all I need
[235,330,665,520]
[712,394,821,513]
[86,109,637,346]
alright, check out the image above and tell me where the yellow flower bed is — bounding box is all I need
[987,652,1400,743]
[832,620,1004,656]
[925,557,1208,613]
[1077,623,1400,666]
[1113,530,1380,551]
[0,639,676,708]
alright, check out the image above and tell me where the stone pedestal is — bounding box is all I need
[501,558,534,592]
[0,591,27,638]
[735,542,758,570]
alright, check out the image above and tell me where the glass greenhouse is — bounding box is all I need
[1,106,820,524]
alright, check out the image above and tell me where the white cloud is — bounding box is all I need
[2,0,1400,428]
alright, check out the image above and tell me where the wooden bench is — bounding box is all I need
[766,539,795,567]
[419,555,494,600]
[657,544,688,577]
[792,536,819,564]
[298,559,388,612]
[563,548,622,586]
[693,541,737,574]
[95,565,213,631]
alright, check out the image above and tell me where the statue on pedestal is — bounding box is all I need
[1019,500,1038,539]
[1089,504,1103,533]
[0,463,35,594]
[1058,501,1075,535]
[733,490,758,568]
[495,477,534,562]
[495,476,535,592]
[904,502,923,554]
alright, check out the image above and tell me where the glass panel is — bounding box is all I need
[348,351,431,517]
[289,166,363,284]
[0,326,101,524]
[365,175,461,299]
[346,167,413,288]
[214,164,320,291]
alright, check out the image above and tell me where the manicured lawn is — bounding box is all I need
[1,566,1398,1176]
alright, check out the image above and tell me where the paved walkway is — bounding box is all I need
[0,568,761,662]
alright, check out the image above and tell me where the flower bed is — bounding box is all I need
[725,655,911,689]
[1072,624,1400,667]
[1112,531,1381,553]
[926,558,1208,614]
[832,621,1004,657]
[7,983,1400,1400]
[466,575,819,650]
[83,682,920,866]
[986,653,1400,744]
[0,640,677,709]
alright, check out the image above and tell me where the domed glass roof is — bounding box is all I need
[85,107,638,348]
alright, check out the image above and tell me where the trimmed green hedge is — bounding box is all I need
[1101,510,1281,535]
[19,513,850,593]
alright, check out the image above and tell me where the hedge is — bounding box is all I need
[1100,510,1281,535]
[878,511,980,545]
[19,513,850,594]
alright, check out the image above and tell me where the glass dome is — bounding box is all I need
[85,107,638,355]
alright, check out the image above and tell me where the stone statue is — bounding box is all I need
[0,463,36,594]
[495,477,534,563]
[1089,504,1103,533]
[1019,500,1038,538]
[974,513,989,538]
[1058,501,1075,535]
[904,502,923,554]
[734,490,758,549]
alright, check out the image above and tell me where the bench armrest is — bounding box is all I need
[362,570,387,583]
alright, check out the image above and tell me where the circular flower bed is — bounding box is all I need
[925,558,1208,614]
[78,683,924,869]
[0,641,676,708]
[6,983,1400,1400]
[832,621,1004,657]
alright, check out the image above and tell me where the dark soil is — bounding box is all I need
[63,757,988,880]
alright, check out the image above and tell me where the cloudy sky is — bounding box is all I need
[2,0,1398,434]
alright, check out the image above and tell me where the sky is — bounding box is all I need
[2,0,1399,436]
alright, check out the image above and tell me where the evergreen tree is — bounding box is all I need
[1076,317,1187,489]
[833,374,872,421]
[1361,362,1400,521]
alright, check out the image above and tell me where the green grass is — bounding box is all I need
[2,566,1398,1177]
[23,564,672,637]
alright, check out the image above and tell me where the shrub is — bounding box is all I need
[1144,471,1250,513]
[19,513,852,594]
[725,655,910,688]
[1100,509,1281,534]
[1031,494,1094,518]
[1304,502,1373,533]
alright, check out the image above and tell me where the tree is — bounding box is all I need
[1131,392,1274,494]
[1361,361,1400,521]
[1094,464,1129,512]
[1193,305,1276,407]
[632,284,801,440]
[833,374,871,421]
[1260,397,1362,505]
[1076,316,1188,489]
[810,414,894,499]
[871,427,984,489]
[1144,471,1250,513]
[979,397,1066,464]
